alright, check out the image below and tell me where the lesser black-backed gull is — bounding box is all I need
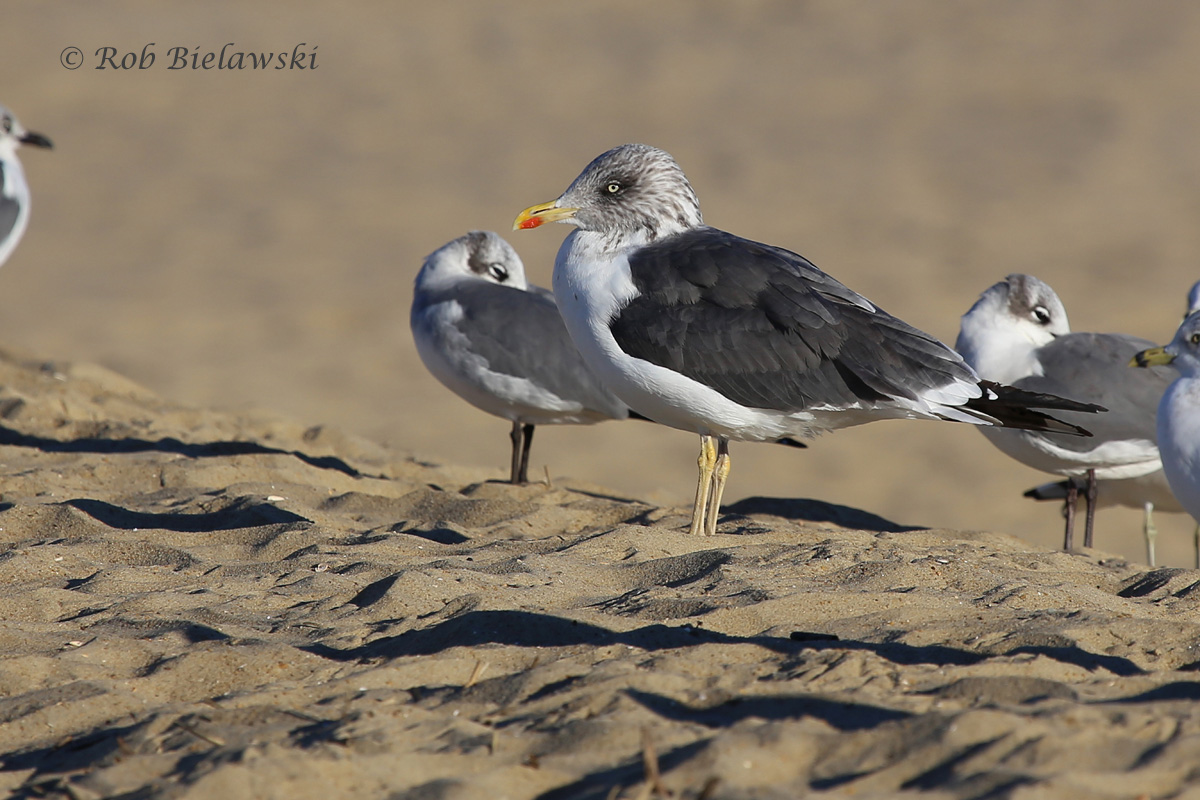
[513,144,1100,535]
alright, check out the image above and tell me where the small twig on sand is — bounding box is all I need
[640,727,668,798]
[172,719,225,747]
[464,660,489,689]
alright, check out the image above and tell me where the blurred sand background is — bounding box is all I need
[6,0,1200,564]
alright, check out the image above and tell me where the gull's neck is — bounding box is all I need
[579,215,700,258]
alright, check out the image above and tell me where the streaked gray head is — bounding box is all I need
[0,105,52,159]
[555,144,703,240]
[416,230,528,294]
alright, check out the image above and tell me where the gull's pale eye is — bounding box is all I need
[488,264,509,282]
[1190,332,1200,346]
[606,182,621,194]
[1032,306,1051,325]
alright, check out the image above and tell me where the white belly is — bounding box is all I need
[980,426,1163,480]
[1158,378,1200,522]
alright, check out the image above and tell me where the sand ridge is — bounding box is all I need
[0,349,1197,798]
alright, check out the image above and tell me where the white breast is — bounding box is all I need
[1157,378,1200,521]
[0,155,32,267]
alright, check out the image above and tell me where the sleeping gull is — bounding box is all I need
[411,231,632,484]
[956,273,1173,555]
[0,104,52,269]
[513,143,1100,535]
[1132,311,1200,543]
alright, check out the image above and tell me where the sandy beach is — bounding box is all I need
[4,2,1200,796]
[0,350,1197,797]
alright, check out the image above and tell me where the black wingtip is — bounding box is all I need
[1024,478,1085,502]
[978,380,1106,414]
[967,380,1103,437]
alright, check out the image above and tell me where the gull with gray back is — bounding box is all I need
[411,231,632,484]
[957,273,1174,561]
[0,104,52,269]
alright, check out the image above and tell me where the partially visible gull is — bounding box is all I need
[1132,311,1200,541]
[0,104,52,269]
[411,231,631,484]
[514,143,1100,535]
[956,273,1172,555]
[1023,472,1184,566]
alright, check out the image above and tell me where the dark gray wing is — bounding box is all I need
[1012,331,1171,451]
[0,162,20,246]
[610,227,978,412]
[451,281,623,410]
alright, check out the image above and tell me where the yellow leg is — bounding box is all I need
[705,438,731,536]
[688,435,718,536]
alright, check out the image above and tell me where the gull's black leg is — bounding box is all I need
[1063,478,1078,551]
[1083,468,1097,549]
[508,421,523,484]
[517,423,536,484]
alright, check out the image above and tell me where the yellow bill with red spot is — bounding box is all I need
[513,200,580,230]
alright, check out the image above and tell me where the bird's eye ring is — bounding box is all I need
[606,182,621,194]
[1032,306,1051,324]
[488,264,508,282]
[1191,332,1200,346]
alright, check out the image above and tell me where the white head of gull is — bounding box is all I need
[1133,312,1200,539]
[411,230,631,484]
[0,104,52,269]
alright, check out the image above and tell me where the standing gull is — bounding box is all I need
[1023,472,1185,566]
[956,274,1173,555]
[514,144,1100,535]
[0,104,52,269]
[411,231,632,484]
[1132,312,1200,534]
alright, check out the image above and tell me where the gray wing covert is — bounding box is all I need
[454,282,626,414]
